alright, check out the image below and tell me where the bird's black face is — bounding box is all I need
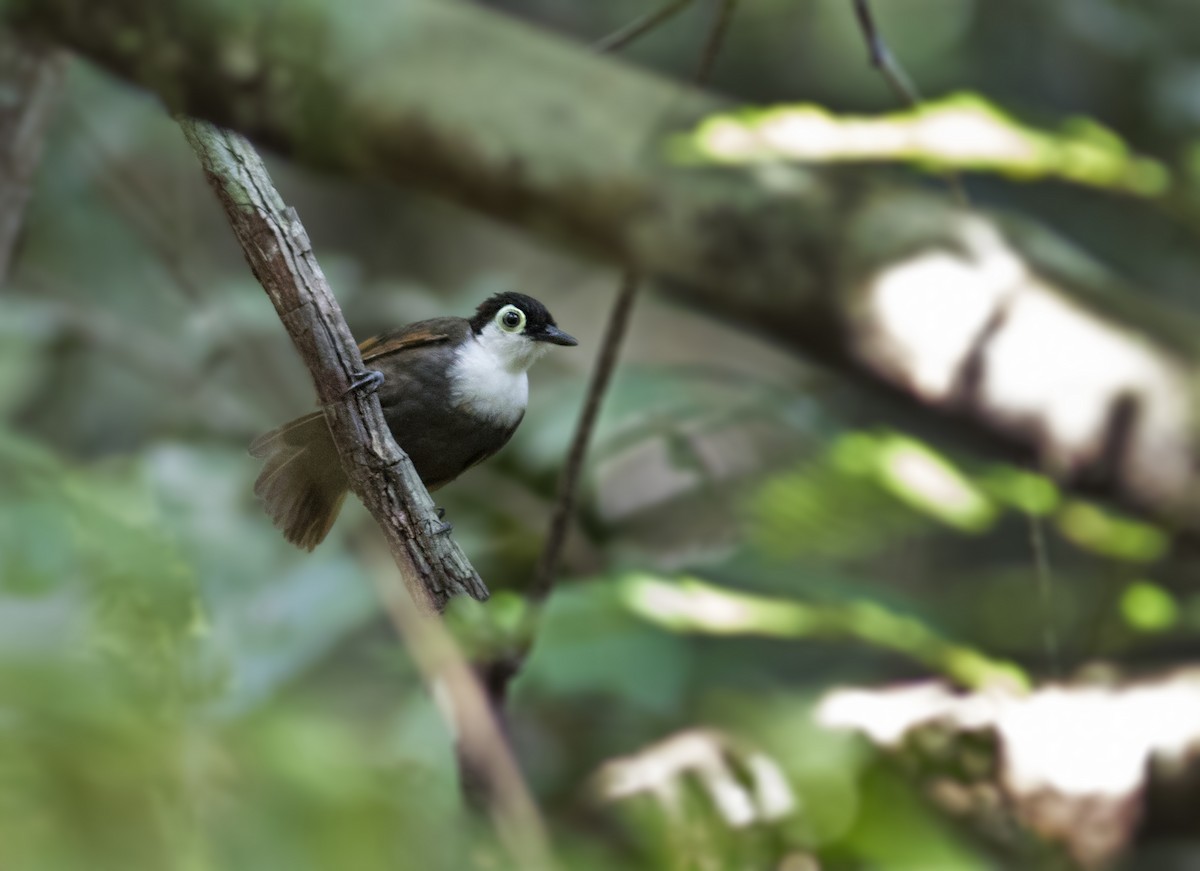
[469,292,578,347]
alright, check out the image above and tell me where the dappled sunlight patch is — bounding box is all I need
[875,435,995,532]
[977,467,1059,516]
[618,573,1027,690]
[592,728,817,870]
[750,446,924,560]
[1119,580,1178,633]
[852,214,1197,511]
[620,573,812,636]
[595,728,797,828]
[854,218,1020,401]
[673,93,1168,195]
[751,429,1000,562]
[816,670,1200,868]
[750,421,1173,590]
[1056,501,1168,563]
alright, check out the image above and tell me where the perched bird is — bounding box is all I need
[251,292,577,549]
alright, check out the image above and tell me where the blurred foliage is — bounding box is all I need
[6,1,1200,869]
[674,93,1170,195]
[616,573,1028,690]
[1120,580,1179,633]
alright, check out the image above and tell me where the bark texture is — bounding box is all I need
[179,119,486,612]
[8,0,1200,528]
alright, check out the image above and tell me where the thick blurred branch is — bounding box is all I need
[178,119,486,611]
[10,0,1200,528]
[0,30,62,279]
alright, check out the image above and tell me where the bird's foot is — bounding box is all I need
[344,368,384,396]
[422,508,453,536]
[421,517,454,536]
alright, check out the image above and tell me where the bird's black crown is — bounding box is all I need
[469,291,558,335]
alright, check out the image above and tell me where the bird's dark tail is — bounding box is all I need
[250,411,349,550]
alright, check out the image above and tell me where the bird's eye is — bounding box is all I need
[496,305,525,333]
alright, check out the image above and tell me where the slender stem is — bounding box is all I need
[850,0,968,206]
[530,271,639,601]
[592,0,694,54]
[530,0,736,603]
[851,0,921,108]
[694,0,739,83]
[1027,507,1061,678]
[507,0,744,700]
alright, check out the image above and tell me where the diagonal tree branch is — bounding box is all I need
[179,118,552,866]
[178,118,486,612]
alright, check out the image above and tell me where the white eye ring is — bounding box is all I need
[496,304,525,333]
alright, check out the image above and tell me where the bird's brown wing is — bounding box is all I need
[358,318,461,363]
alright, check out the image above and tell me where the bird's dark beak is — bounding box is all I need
[536,324,578,346]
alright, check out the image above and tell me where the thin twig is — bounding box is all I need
[853,3,1057,663]
[849,1,969,206]
[851,0,922,108]
[531,0,736,602]
[530,271,640,601]
[1027,508,1061,678]
[694,0,739,84]
[592,0,694,54]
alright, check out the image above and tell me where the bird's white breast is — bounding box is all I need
[447,334,529,426]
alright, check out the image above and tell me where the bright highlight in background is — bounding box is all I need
[675,93,1169,196]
